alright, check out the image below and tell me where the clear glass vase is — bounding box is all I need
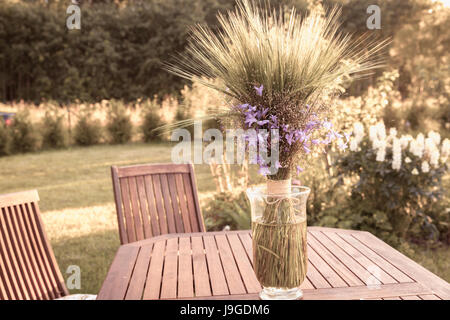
[246,183,310,300]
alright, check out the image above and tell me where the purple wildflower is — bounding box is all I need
[303,144,311,154]
[285,132,295,145]
[254,85,264,96]
[295,130,307,143]
[257,120,270,126]
[305,120,318,132]
[245,114,257,127]
[296,166,304,175]
[322,120,333,131]
[338,142,348,151]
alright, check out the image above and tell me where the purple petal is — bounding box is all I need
[254,85,264,97]
[257,120,270,126]
[303,144,311,154]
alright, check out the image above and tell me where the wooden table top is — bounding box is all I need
[97,227,450,300]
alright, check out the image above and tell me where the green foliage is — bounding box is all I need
[0,0,235,102]
[74,112,103,146]
[204,191,251,231]
[106,102,133,144]
[0,119,11,156]
[141,102,164,143]
[9,111,40,153]
[41,108,67,149]
[335,137,448,243]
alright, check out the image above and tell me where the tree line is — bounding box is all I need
[0,0,432,103]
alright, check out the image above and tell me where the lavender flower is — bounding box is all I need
[285,132,295,145]
[254,84,264,96]
[245,113,257,127]
[303,144,311,154]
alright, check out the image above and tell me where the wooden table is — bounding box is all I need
[97,227,450,300]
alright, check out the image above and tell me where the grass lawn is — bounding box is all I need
[0,143,448,294]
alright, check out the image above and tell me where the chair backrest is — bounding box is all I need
[0,190,68,300]
[111,163,205,244]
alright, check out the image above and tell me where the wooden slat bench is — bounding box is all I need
[97,227,450,300]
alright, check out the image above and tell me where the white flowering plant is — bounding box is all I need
[335,121,449,242]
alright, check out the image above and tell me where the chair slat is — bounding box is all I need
[182,173,201,232]
[111,163,205,244]
[128,177,145,241]
[0,190,68,300]
[159,174,177,234]
[136,176,152,239]
[175,173,192,233]
[167,174,184,233]
[143,175,161,236]
[119,178,136,243]
[17,204,51,300]
[151,174,169,235]
[26,203,63,298]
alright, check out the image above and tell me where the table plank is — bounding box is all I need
[322,231,397,284]
[203,235,229,296]
[160,238,178,299]
[97,245,139,300]
[215,234,246,295]
[308,233,365,287]
[352,232,450,299]
[419,294,441,300]
[305,261,332,289]
[177,237,194,298]
[191,236,211,297]
[142,240,165,300]
[181,282,432,300]
[307,243,347,288]
[125,244,153,300]
[238,233,253,264]
[337,232,413,283]
[226,233,261,294]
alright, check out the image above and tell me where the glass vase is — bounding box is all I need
[246,181,310,300]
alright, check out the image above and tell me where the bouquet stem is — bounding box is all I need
[252,179,308,294]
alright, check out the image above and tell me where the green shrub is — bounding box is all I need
[203,190,251,231]
[335,125,448,244]
[74,113,103,146]
[141,103,164,142]
[106,102,133,144]
[9,112,40,153]
[0,119,11,156]
[41,109,67,149]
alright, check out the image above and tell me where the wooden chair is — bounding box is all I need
[111,163,205,244]
[0,190,68,300]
